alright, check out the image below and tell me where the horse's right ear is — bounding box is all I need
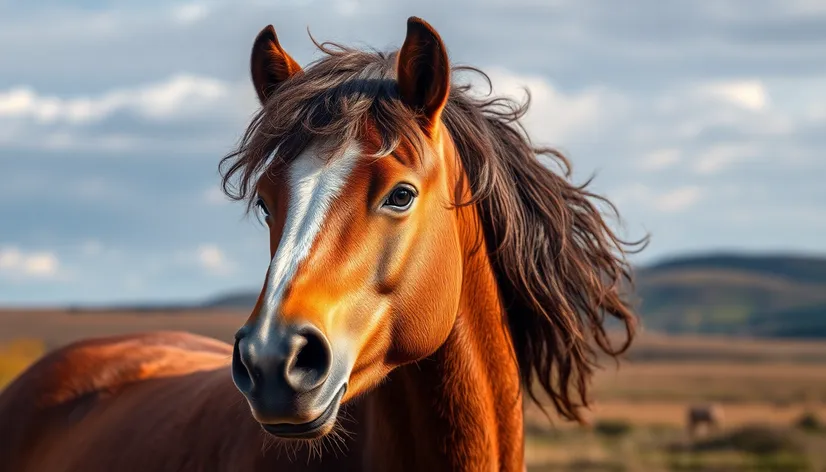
[250,25,302,105]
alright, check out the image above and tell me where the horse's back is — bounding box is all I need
[0,331,234,472]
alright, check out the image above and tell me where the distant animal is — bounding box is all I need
[687,403,725,438]
[0,16,644,472]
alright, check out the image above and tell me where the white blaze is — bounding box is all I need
[258,140,360,331]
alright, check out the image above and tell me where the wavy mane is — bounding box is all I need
[220,40,647,422]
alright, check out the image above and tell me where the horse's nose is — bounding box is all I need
[232,323,332,396]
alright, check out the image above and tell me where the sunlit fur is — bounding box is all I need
[0,17,644,472]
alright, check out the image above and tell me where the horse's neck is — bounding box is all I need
[362,242,525,471]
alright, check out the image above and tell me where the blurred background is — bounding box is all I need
[1,1,825,470]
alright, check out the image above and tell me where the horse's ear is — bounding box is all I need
[396,17,450,135]
[250,25,302,105]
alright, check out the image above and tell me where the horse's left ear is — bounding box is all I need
[250,25,302,105]
[396,17,450,135]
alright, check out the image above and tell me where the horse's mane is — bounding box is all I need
[220,39,646,422]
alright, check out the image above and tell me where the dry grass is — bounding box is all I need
[0,308,247,348]
[613,330,826,366]
[592,362,826,404]
[523,348,826,471]
[527,401,826,430]
[0,338,46,389]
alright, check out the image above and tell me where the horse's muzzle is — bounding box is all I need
[231,322,347,438]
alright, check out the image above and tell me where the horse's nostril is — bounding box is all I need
[293,331,326,372]
[285,325,332,393]
[231,337,254,394]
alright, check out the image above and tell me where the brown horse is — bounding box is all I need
[0,17,642,472]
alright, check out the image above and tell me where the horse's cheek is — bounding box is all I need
[386,221,463,363]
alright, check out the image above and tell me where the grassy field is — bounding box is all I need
[2,308,826,471]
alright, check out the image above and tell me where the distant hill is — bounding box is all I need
[203,293,258,309]
[204,252,826,339]
[641,253,826,285]
[635,253,826,338]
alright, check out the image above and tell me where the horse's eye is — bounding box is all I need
[255,198,270,218]
[383,186,416,211]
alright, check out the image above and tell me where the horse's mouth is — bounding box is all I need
[259,384,347,439]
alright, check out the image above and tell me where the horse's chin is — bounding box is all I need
[258,384,346,439]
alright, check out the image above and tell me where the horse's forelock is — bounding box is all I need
[220,44,424,212]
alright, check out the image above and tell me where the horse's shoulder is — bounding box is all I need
[3,331,232,409]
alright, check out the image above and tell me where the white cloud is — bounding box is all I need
[24,253,59,276]
[654,186,704,212]
[0,248,20,270]
[466,67,627,143]
[334,0,360,16]
[203,186,229,206]
[648,78,795,146]
[612,184,704,214]
[197,244,232,274]
[0,247,60,278]
[693,143,760,175]
[0,2,228,43]
[171,3,211,24]
[0,74,229,124]
[0,73,258,152]
[696,80,769,111]
[637,148,682,172]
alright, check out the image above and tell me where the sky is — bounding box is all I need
[1,0,824,305]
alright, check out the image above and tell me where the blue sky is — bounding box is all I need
[1,0,824,305]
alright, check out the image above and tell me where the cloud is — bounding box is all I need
[0,74,229,124]
[655,186,704,212]
[203,186,230,206]
[171,2,211,25]
[197,244,233,274]
[697,80,769,111]
[0,74,256,152]
[613,184,705,214]
[693,143,761,175]
[0,247,60,278]
[467,67,627,143]
[636,148,682,172]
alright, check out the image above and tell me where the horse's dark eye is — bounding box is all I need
[383,186,416,211]
[255,198,270,218]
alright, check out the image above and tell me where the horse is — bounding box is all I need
[686,403,725,439]
[0,17,643,471]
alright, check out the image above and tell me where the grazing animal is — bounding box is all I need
[687,403,725,438]
[0,17,643,472]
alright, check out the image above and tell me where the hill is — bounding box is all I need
[203,293,259,309]
[635,253,826,337]
[642,253,826,285]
